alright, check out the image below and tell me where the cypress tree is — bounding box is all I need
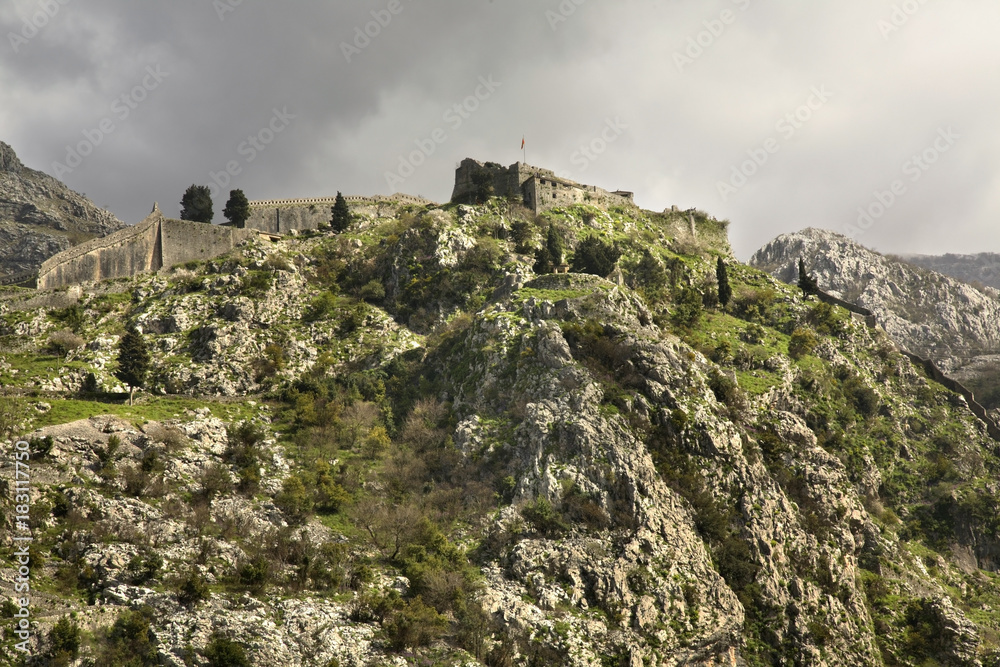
[115,325,150,405]
[798,258,819,296]
[223,189,251,228]
[180,185,214,223]
[330,192,351,232]
[716,257,732,308]
[546,225,564,268]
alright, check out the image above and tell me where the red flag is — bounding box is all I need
[521,137,525,150]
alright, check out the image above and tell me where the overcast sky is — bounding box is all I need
[2,0,998,259]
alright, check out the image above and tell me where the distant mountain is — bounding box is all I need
[750,227,1000,408]
[0,140,125,280]
[899,252,1000,291]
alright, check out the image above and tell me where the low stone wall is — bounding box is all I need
[38,205,255,290]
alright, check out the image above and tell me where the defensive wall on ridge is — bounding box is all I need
[37,204,256,290]
[245,193,437,233]
[811,286,1000,440]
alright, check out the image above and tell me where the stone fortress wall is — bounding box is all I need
[245,193,437,234]
[450,158,635,214]
[37,205,256,290]
[35,158,633,291]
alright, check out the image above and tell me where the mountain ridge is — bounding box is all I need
[0,140,126,279]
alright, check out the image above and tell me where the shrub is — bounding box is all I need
[47,616,81,662]
[47,329,84,356]
[671,285,703,329]
[807,301,844,336]
[199,462,234,500]
[521,497,568,537]
[176,569,210,606]
[460,237,504,272]
[633,249,668,293]
[359,279,386,303]
[275,475,313,523]
[383,598,449,651]
[237,554,271,593]
[51,303,85,332]
[203,632,251,667]
[303,292,339,322]
[788,327,818,360]
[510,220,534,253]
[126,551,162,584]
[95,606,159,666]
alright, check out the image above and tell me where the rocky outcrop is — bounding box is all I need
[0,140,126,279]
[750,227,1000,407]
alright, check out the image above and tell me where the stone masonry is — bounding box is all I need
[37,204,256,290]
[450,158,635,214]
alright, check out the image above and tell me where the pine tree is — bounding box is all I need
[716,257,732,308]
[798,258,819,296]
[180,185,214,223]
[223,189,251,228]
[115,325,150,405]
[570,236,621,276]
[330,192,351,232]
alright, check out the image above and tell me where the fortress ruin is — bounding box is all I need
[450,158,635,213]
[33,158,639,290]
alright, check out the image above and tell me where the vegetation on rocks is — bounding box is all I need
[3,198,1000,666]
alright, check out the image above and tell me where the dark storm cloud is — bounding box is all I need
[2,0,999,258]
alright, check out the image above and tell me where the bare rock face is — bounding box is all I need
[750,227,1000,407]
[0,140,126,279]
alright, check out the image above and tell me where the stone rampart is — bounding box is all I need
[38,205,255,290]
[38,213,160,289]
[246,194,437,233]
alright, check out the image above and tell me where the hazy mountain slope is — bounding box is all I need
[750,227,1000,409]
[0,141,125,280]
[901,252,1000,291]
[2,204,1000,666]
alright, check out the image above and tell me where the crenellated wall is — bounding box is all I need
[38,205,255,290]
[245,193,437,233]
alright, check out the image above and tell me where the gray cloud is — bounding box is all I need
[2,0,998,258]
